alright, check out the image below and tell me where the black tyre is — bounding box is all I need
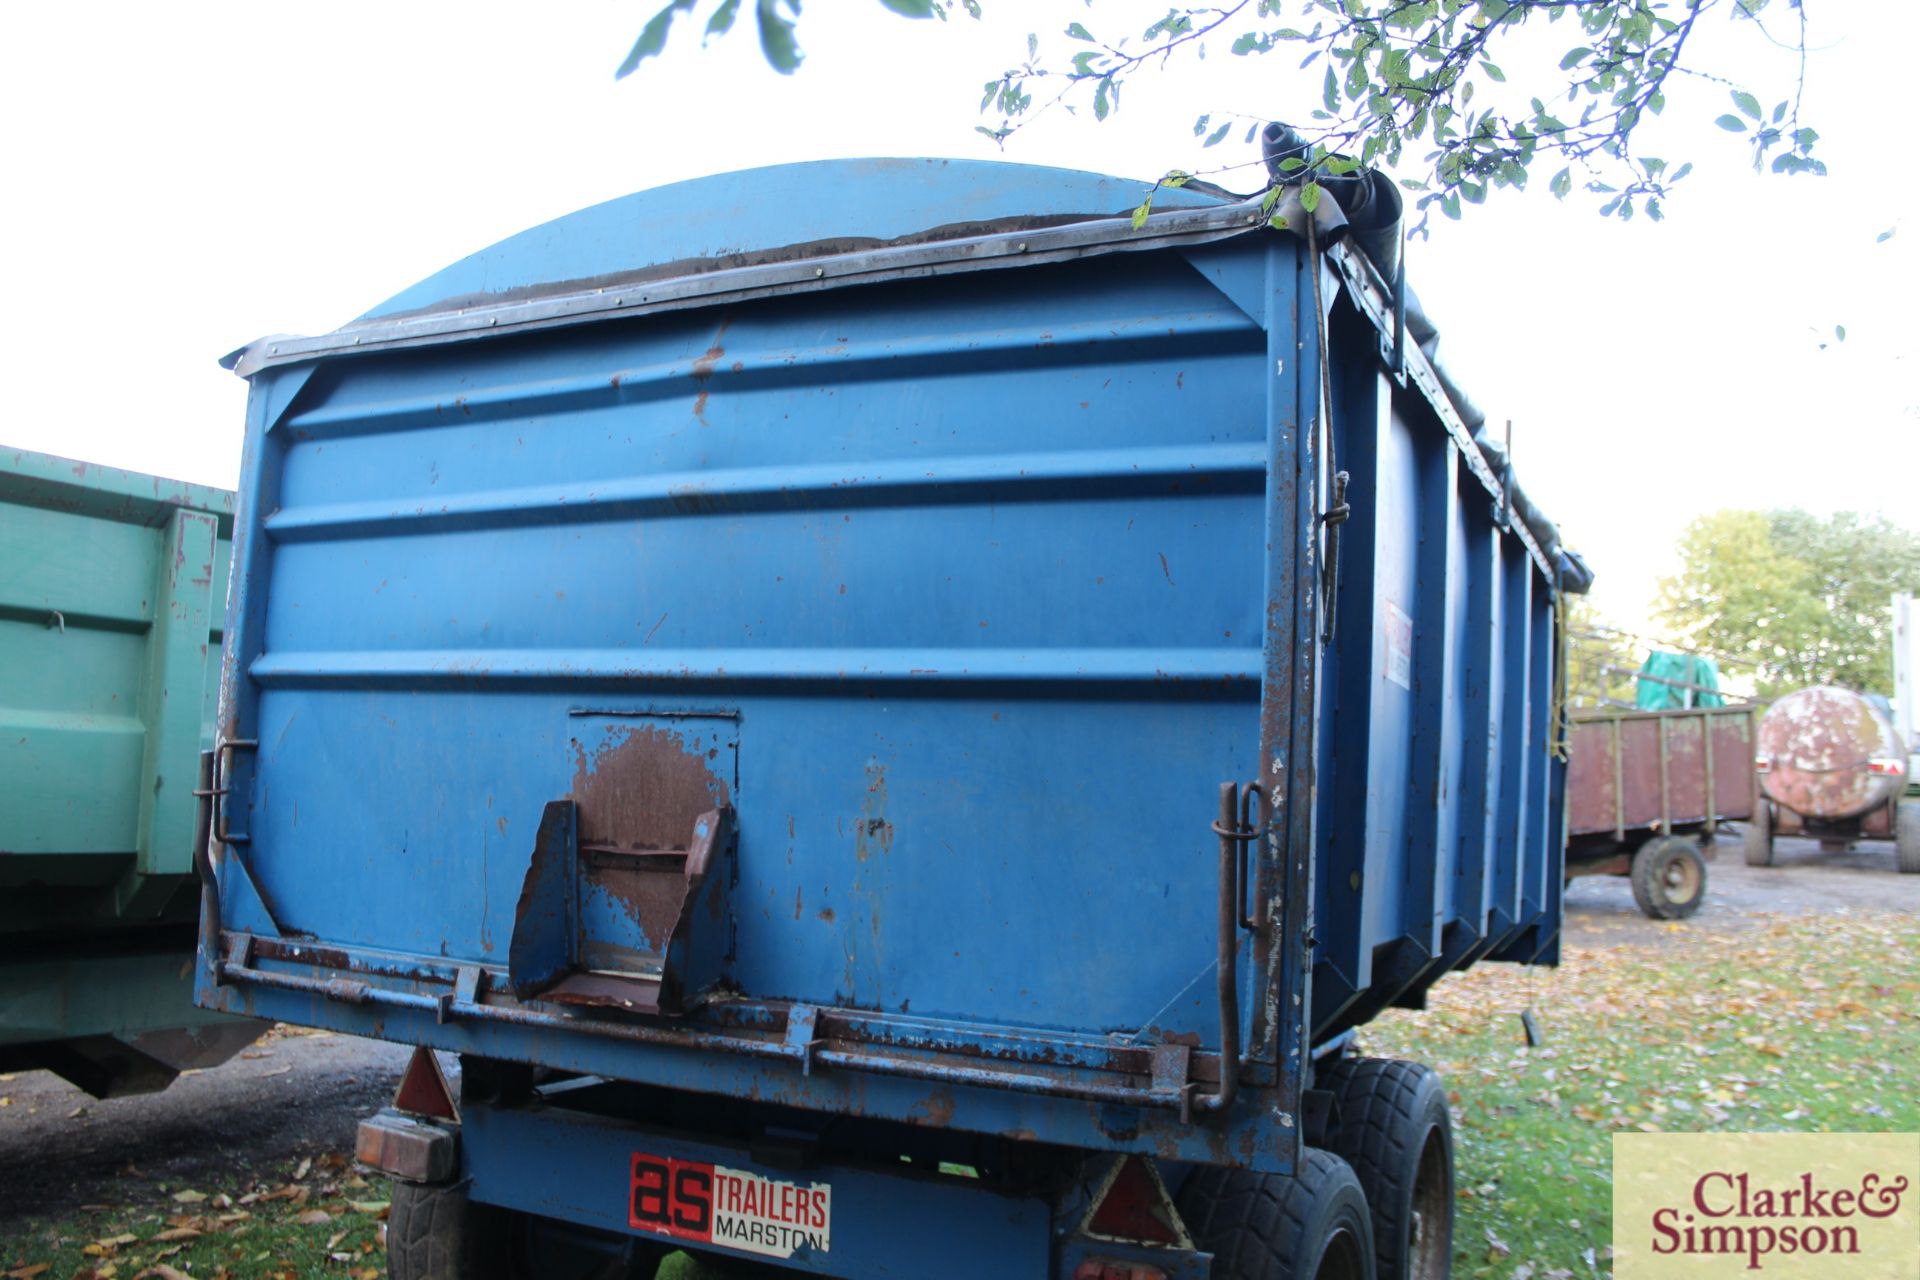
[388,1179,509,1280]
[1318,1057,1453,1280]
[1898,801,1920,875]
[1743,804,1774,868]
[1177,1147,1375,1280]
[390,1180,665,1280]
[1630,835,1707,920]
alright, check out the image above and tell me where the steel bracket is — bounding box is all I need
[784,1004,821,1076]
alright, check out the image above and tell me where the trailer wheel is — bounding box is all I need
[1898,802,1920,874]
[1317,1057,1452,1280]
[1743,804,1774,868]
[1176,1147,1375,1280]
[389,1181,665,1280]
[388,1180,509,1280]
[1630,836,1707,920]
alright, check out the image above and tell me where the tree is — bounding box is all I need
[616,1,1825,229]
[1658,509,1920,697]
[1564,600,1645,710]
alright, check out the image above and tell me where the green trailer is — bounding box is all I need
[1,447,260,1096]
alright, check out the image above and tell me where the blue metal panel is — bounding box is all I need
[199,159,1574,1188]
[463,1098,1055,1278]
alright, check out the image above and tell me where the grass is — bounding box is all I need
[7,912,1914,1280]
[1356,911,1920,1279]
[1,1152,389,1279]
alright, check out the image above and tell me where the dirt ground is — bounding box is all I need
[2,832,1914,1232]
[1564,833,1920,945]
[0,1028,411,1227]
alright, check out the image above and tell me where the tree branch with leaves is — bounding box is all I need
[619,0,1824,232]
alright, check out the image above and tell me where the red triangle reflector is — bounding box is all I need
[1086,1156,1183,1246]
[392,1046,458,1121]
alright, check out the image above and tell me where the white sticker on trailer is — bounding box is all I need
[630,1151,831,1260]
[1385,601,1413,690]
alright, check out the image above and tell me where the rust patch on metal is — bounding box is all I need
[855,761,891,861]
[691,318,732,380]
[1757,686,1901,822]
[909,1090,957,1127]
[571,725,730,942]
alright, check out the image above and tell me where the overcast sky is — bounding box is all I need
[1,2,1910,630]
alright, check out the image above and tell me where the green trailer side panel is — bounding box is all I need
[0,447,233,907]
[0,447,258,1095]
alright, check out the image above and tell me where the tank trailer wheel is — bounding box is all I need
[1176,1147,1376,1280]
[1317,1057,1454,1280]
[1898,802,1920,875]
[1743,804,1775,868]
[1630,836,1707,920]
[389,1180,666,1280]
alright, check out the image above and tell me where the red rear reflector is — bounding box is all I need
[1074,1263,1167,1280]
[1754,754,1772,773]
[1869,757,1907,777]
[393,1045,459,1121]
[1086,1156,1183,1246]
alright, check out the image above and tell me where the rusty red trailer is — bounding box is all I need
[1564,706,1759,918]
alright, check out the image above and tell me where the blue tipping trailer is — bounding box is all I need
[200,153,1585,1280]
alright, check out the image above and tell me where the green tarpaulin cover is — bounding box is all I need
[1635,651,1725,710]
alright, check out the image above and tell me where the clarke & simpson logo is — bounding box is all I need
[1614,1133,1920,1279]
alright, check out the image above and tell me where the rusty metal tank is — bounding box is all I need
[1756,686,1905,821]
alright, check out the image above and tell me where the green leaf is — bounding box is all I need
[704,0,742,41]
[1066,21,1095,41]
[1479,60,1506,82]
[1793,127,1819,148]
[1732,90,1763,120]
[1715,114,1748,132]
[1267,213,1290,231]
[1071,51,1100,76]
[756,0,803,73]
[616,0,696,78]
[1549,167,1572,198]
[1322,64,1339,112]
[1671,162,1693,182]
[1204,121,1232,147]
[1093,76,1111,121]
[1772,100,1788,123]
[877,0,936,13]
[1131,195,1153,230]
[1299,182,1323,214]
[1877,228,1897,244]
[1834,325,1847,342]
[1558,46,1590,70]
[1193,113,1211,138]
